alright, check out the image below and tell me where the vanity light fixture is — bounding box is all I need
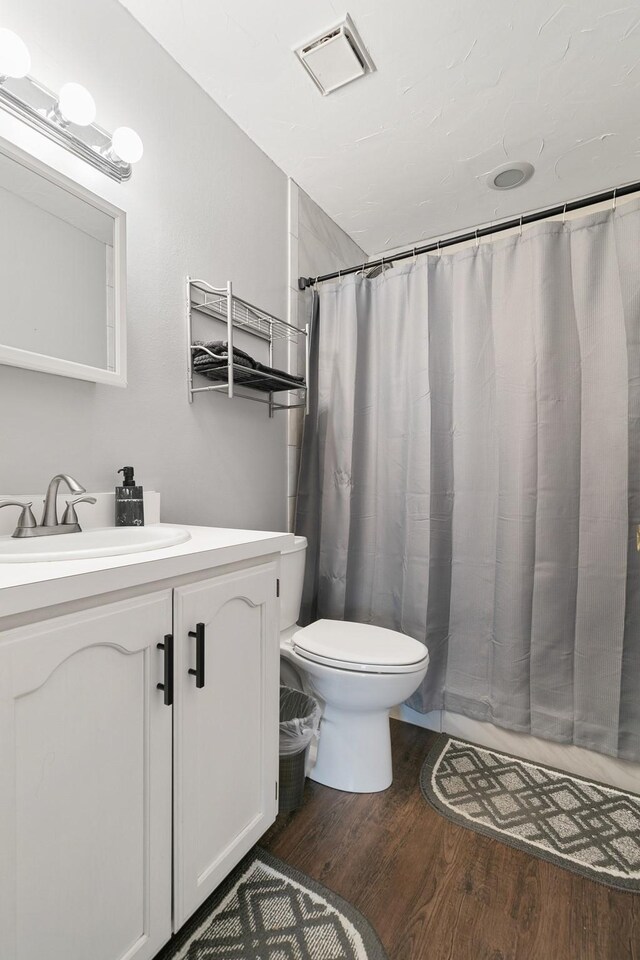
[0,28,31,79]
[111,126,144,164]
[0,28,142,181]
[54,82,97,127]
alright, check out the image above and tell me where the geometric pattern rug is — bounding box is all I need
[420,734,640,892]
[154,847,388,960]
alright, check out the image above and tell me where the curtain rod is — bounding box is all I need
[297,180,640,290]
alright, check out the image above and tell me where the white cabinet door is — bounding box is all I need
[0,592,173,960]
[173,562,279,927]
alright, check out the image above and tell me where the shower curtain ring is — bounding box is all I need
[413,246,417,263]
[562,203,567,225]
[519,215,523,238]
[437,240,441,257]
[612,188,617,212]
[475,229,480,249]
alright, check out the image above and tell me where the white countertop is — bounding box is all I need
[0,524,294,622]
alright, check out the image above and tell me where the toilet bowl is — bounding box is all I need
[279,536,429,793]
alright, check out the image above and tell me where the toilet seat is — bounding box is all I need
[292,619,429,674]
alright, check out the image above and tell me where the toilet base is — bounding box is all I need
[309,705,393,793]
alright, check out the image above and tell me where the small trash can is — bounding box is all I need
[278,686,321,814]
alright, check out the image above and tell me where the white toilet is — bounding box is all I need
[280,536,429,793]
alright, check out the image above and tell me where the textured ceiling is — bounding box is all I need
[119,0,640,255]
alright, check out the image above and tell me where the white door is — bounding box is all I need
[173,562,279,927]
[0,592,173,960]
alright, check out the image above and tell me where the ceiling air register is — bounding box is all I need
[295,15,375,95]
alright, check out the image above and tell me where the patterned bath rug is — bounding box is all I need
[155,847,388,960]
[420,734,640,892]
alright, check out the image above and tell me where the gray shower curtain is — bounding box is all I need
[296,200,640,763]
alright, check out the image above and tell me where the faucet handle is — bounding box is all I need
[0,500,37,533]
[61,496,97,527]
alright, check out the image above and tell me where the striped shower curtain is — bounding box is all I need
[296,200,640,762]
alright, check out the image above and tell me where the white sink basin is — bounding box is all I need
[0,524,191,562]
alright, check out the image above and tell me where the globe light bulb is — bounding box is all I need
[111,126,143,164]
[0,28,31,79]
[57,82,96,126]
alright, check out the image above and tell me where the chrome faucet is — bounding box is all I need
[42,474,85,527]
[0,474,96,539]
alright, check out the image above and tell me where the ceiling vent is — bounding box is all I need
[295,15,375,96]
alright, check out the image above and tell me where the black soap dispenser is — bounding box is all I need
[115,466,145,527]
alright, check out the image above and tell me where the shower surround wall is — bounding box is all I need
[286,181,366,530]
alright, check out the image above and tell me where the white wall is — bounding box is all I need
[0,0,289,531]
[286,182,366,529]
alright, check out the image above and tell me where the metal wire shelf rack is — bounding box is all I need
[187,277,308,417]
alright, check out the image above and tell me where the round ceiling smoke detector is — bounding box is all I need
[486,161,535,191]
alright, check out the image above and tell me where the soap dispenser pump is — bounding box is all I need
[115,466,144,527]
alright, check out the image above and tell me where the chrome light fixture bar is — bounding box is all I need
[0,76,132,181]
[0,29,142,182]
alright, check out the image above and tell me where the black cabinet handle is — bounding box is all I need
[156,634,173,706]
[188,622,205,688]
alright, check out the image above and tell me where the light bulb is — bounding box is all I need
[57,82,96,126]
[111,126,143,164]
[0,28,31,79]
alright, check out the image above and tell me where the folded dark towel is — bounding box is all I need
[192,340,256,368]
[192,339,305,393]
[253,360,306,385]
[199,366,305,392]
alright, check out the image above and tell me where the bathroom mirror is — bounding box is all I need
[0,137,126,385]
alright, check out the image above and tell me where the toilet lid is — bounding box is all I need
[292,619,429,674]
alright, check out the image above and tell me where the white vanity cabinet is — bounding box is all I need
[173,562,279,926]
[0,550,282,960]
[0,591,174,960]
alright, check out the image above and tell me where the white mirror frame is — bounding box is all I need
[0,137,126,387]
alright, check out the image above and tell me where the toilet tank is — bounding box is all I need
[280,535,307,631]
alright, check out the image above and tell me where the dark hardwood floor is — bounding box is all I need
[262,720,640,960]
